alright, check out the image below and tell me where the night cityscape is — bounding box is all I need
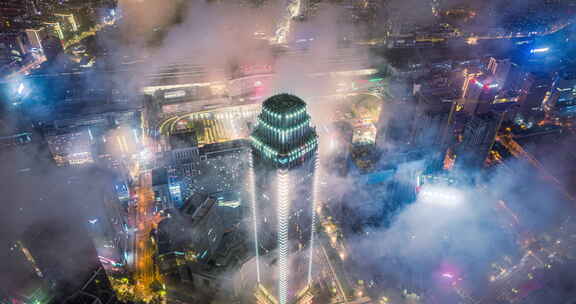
[3,0,576,303]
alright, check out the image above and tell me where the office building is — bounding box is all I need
[487,57,512,88]
[152,167,182,211]
[412,88,458,149]
[45,128,94,167]
[40,35,63,62]
[487,57,533,113]
[521,72,552,115]
[249,94,319,304]
[25,26,48,52]
[461,68,484,99]
[21,220,118,303]
[180,192,226,262]
[376,99,415,152]
[545,70,576,118]
[155,191,246,300]
[169,129,199,164]
[54,12,79,35]
[454,112,503,170]
[462,75,500,115]
[0,240,55,304]
[156,191,227,273]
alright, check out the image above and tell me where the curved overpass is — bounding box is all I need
[158,104,261,147]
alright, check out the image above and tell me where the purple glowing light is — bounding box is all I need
[442,273,454,279]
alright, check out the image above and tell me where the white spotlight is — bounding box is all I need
[418,186,464,207]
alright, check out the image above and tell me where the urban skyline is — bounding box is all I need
[1,0,576,304]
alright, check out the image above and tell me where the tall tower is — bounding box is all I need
[249,94,319,304]
[455,112,503,170]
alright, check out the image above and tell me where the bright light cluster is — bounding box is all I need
[531,47,550,54]
[308,157,320,285]
[277,170,291,304]
[419,186,465,207]
[248,154,261,282]
[251,135,319,165]
[273,0,301,44]
[257,117,311,133]
[263,107,306,119]
[251,135,279,158]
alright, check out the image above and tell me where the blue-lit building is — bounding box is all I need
[521,72,552,115]
[113,179,130,203]
[545,70,576,118]
[152,167,183,211]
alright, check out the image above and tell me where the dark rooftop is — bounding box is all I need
[169,130,198,150]
[262,93,306,114]
[152,168,168,186]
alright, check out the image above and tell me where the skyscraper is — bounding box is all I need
[249,94,319,304]
[41,35,64,62]
[545,70,576,118]
[455,112,503,170]
[462,75,500,115]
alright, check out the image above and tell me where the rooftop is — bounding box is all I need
[262,93,306,115]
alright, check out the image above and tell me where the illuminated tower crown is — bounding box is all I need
[251,94,318,169]
[249,94,319,304]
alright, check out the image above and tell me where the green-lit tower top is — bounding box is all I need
[251,94,318,169]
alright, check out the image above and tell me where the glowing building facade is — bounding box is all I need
[249,94,319,304]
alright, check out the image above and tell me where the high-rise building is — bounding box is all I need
[412,89,458,150]
[181,192,226,261]
[169,129,199,164]
[297,0,310,19]
[21,220,119,303]
[462,75,500,115]
[25,26,48,52]
[487,57,533,107]
[545,70,576,118]
[40,34,63,62]
[54,12,79,35]
[454,112,503,170]
[376,100,415,151]
[487,57,512,87]
[521,72,552,114]
[249,94,319,304]
[0,239,55,304]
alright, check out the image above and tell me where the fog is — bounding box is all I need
[115,0,576,302]
[2,0,576,303]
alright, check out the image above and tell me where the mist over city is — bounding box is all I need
[1,1,576,304]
